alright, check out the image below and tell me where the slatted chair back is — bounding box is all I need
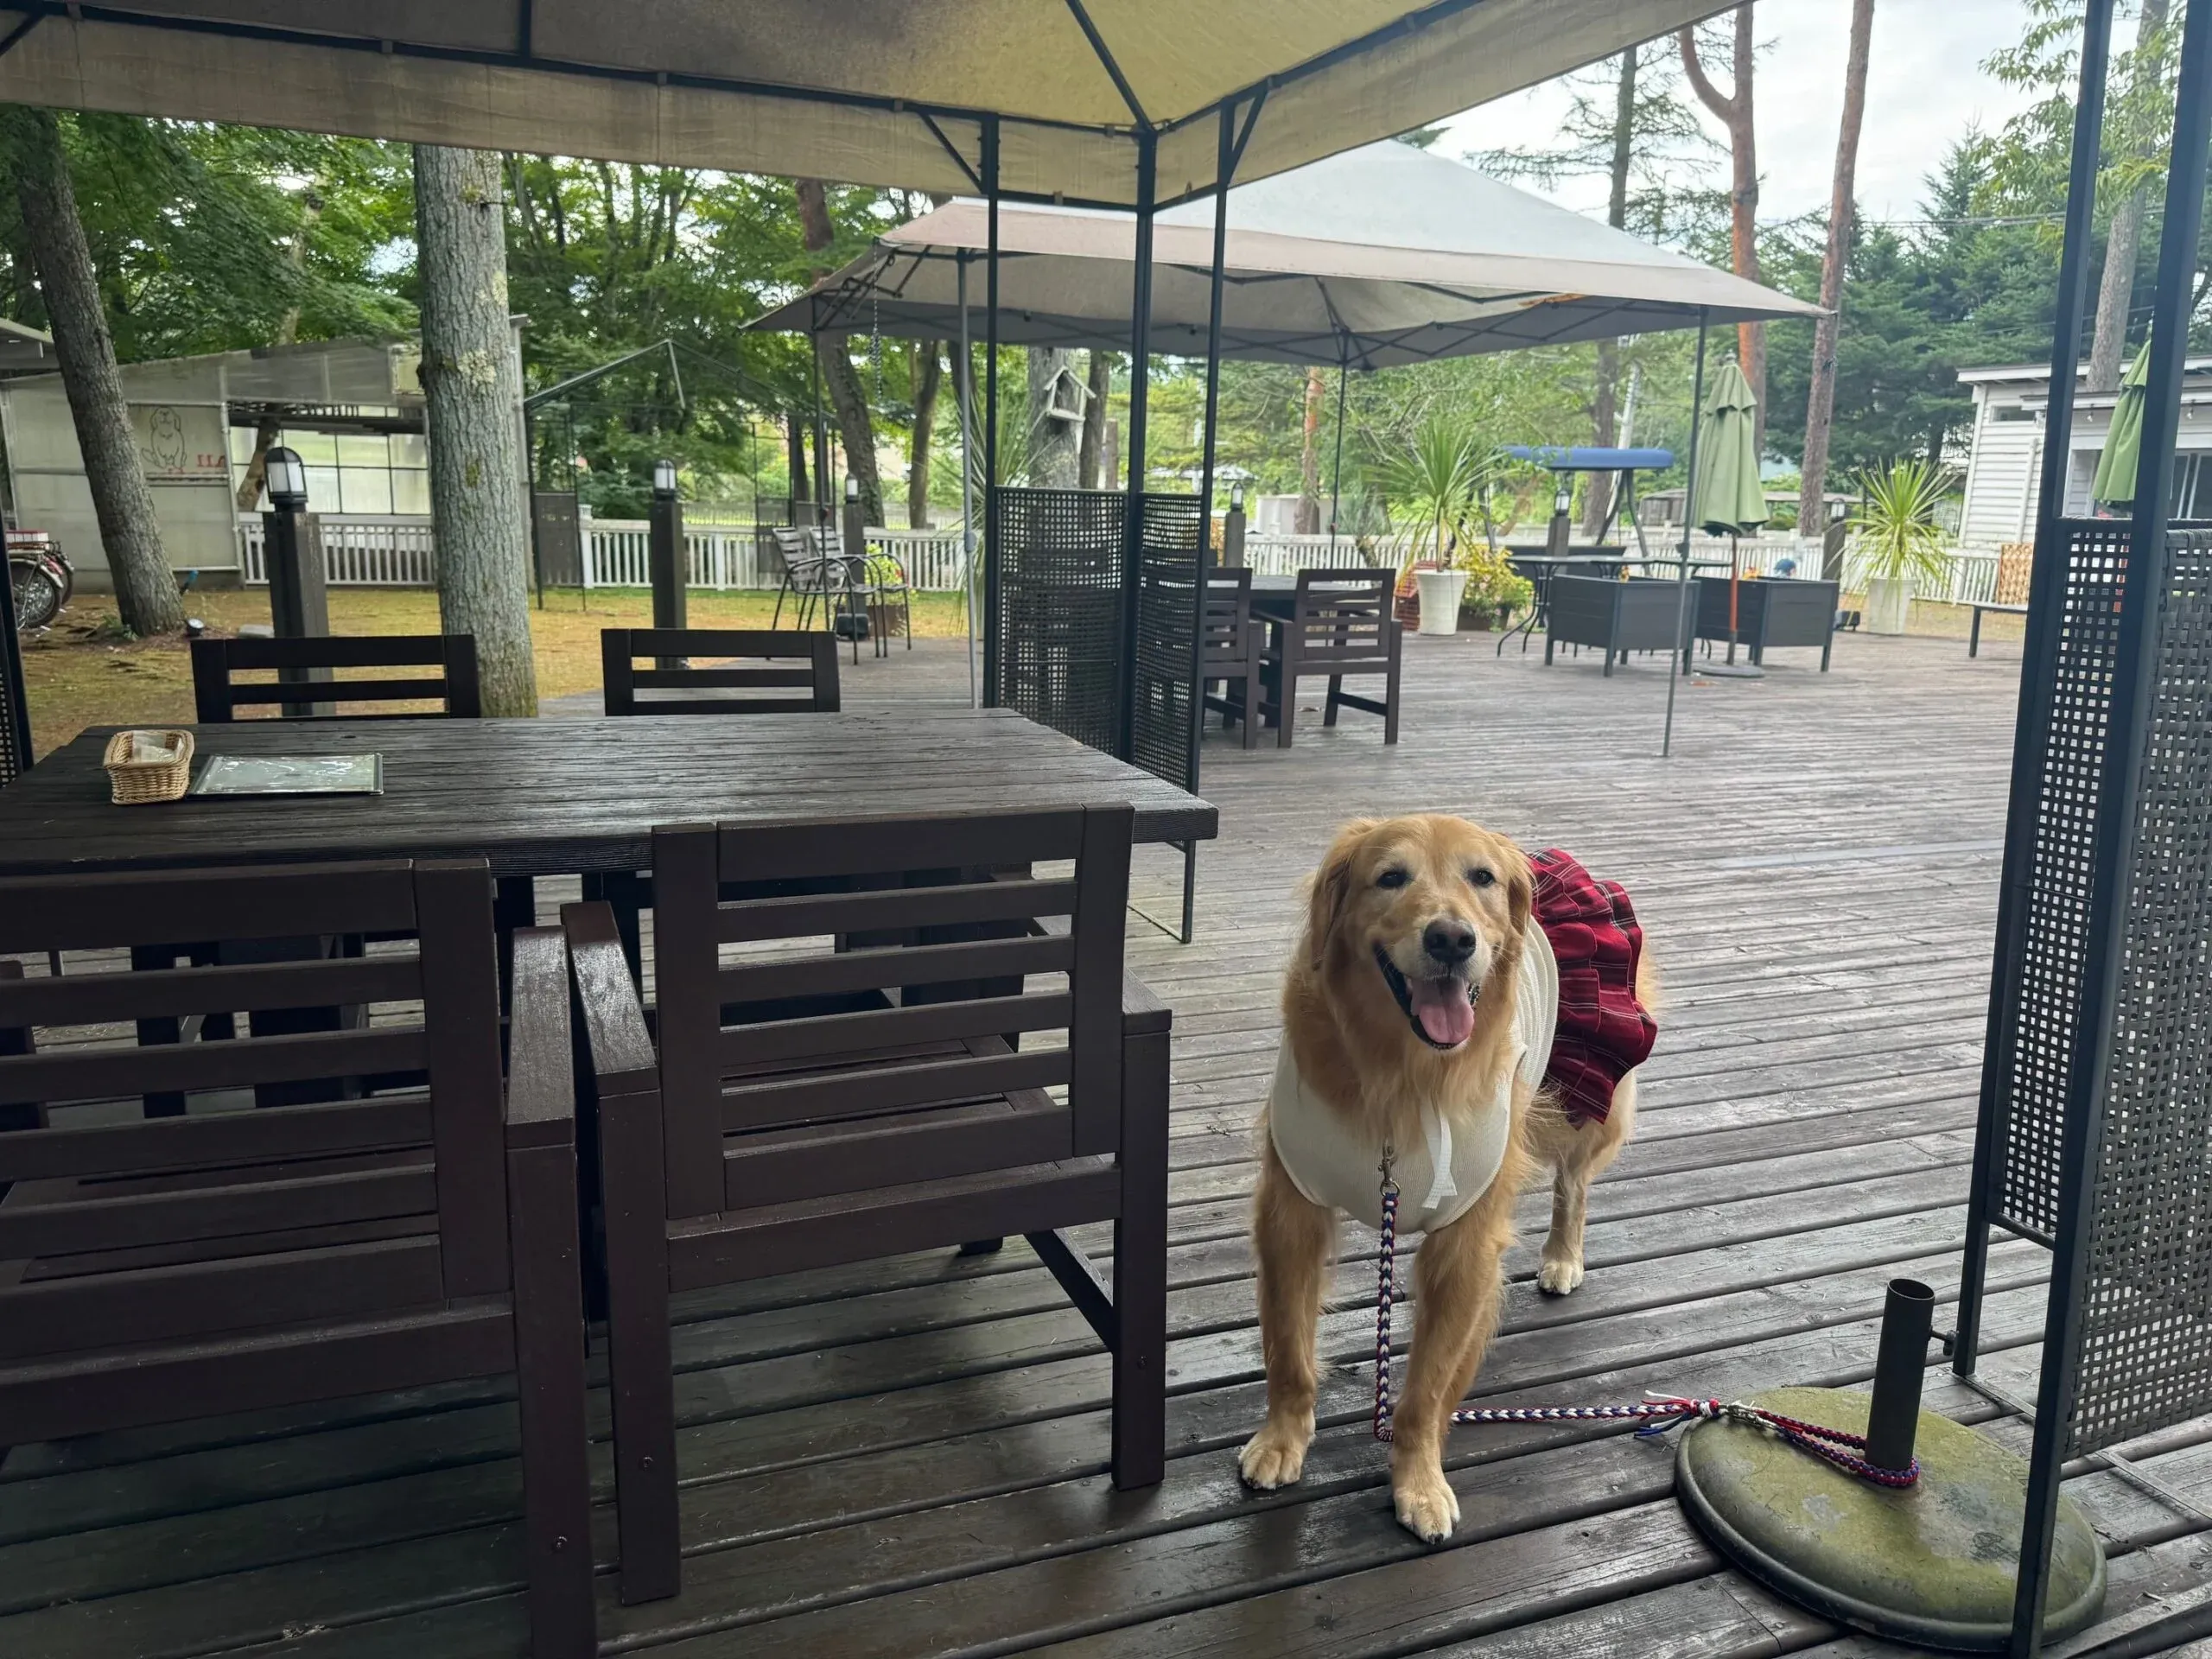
[190,633,480,722]
[646,806,1134,1221]
[0,860,516,1371]
[1289,569,1395,667]
[772,526,848,592]
[601,629,841,716]
[1995,542,2034,607]
[1200,567,1255,667]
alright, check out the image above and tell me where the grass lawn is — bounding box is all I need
[21,586,975,758]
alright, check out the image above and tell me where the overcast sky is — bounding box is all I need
[1443,0,2046,228]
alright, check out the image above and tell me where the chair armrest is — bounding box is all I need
[1122,971,1171,1037]
[560,900,658,1094]
[505,925,575,1146]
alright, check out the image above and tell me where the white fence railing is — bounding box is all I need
[238,515,438,587]
[238,513,972,592]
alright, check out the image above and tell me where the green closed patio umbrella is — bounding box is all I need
[2093,335,2152,508]
[1689,359,1768,675]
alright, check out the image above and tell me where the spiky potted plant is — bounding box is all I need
[1849,459,1955,636]
[1379,415,1494,635]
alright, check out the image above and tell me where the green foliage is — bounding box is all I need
[1458,541,1535,616]
[1849,457,1957,583]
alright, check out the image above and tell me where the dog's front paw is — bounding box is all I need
[1536,1253,1585,1295]
[1237,1419,1312,1490]
[1391,1462,1460,1542]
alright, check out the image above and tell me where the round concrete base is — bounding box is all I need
[1675,1387,2105,1652]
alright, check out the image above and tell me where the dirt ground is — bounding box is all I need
[20,587,974,758]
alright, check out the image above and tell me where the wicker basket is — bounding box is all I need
[102,728,195,805]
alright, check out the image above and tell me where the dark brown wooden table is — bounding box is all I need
[0,709,1218,878]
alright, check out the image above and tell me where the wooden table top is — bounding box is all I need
[0,709,1219,879]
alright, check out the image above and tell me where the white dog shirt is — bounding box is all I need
[1268,925,1558,1234]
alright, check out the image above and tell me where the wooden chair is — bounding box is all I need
[1199,566,1263,748]
[191,633,480,721]
[601,628,841,715]
[1257,569,1402,747]
[0,861,593,1657]
[563,804,1168,1605]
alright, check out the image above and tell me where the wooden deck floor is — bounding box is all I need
[9,624,2212,1658]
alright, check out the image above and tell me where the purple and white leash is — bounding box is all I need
[1370,1163,1918,1489]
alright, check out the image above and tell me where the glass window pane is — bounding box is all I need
[305,465,341,509]
[392,470,431,515]
[339,467,393,514]
[391,431,428,469]
[229,425,258,464]
[336,432,391,468]
[286,430,339,467]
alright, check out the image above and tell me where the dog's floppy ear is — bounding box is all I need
[1306,820,1375,971]
[1507,846,1535,944]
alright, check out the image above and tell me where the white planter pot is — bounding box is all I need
[1865,576,1911,636]
[1414,569,1469,636]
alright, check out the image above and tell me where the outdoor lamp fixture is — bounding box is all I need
[652,457,678,499]
[845,474,860,502]
[1552,478,1573,517]
[264,446,308,512]
[1230,482,1245,512]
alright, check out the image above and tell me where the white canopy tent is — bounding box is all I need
[756,141,1820,367]
[0,2,1728,205]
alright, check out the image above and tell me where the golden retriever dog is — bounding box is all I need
[1238,814,1646,1541]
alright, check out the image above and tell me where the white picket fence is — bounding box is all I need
[238,512,972,592]
[237,515,438,587]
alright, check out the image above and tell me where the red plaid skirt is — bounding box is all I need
[1531,848,1657,1127]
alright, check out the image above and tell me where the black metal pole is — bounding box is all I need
[1179,100,1235,945]
[1865,1278,1935,1474]
[648,489,686,668]
[1117,128,1158,764]
[810,337,829,527]
[2013,6,2212,1654]
[1329,353,1349,540]
[1956,0,2117,1385]
[1662,312,1707,758]
[982,116,1002,708]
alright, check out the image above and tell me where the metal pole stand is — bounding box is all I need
[263,507,333,717]
[1675,1278,2105,1649]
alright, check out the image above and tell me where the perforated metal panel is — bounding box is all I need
[2068,528,2212,1453]
[1990,520,2131,1243]
[1130,494,1204,791]
[990,486,1125,755]
[0,583,27,785]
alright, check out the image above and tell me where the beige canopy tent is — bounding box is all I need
[754,141,1820,368]
[0,2,1727,204]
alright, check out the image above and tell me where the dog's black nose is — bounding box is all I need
[1422,920,1478,966]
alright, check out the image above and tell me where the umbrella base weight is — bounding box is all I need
[1702,660,1764,679]
[1675,1386,2105,1651]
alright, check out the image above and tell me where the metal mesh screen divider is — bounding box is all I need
[2069,526,2212,1453]
[0,568,27,785]
[988,487,1126,756]
[1130,493,1205,792]
[1988,520,2132,1244]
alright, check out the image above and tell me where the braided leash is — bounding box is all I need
[1370,1166,1918,1489]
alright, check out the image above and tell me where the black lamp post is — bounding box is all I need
[261,445,332,717]
[647,457,685,668]
[839,474,869,649]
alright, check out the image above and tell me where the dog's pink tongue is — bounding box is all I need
[1408,978,1474,1047]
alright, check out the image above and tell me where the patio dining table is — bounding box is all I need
[0,707,1219,880]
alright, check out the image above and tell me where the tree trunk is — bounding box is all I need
[786,411,809,513]
[1297,366,1324,534]
[2088,0,2171,392]
[413,143,536,715]
[7,106,183,637]
[236,187,322,512]
[1682,9,1766,453]
[1584,47,1638,537]
[907,339,943,527]
[1079,350,1112,489]
[794,180,883,524]
[1796,0,1874,541]
[1026,347,1081,489]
